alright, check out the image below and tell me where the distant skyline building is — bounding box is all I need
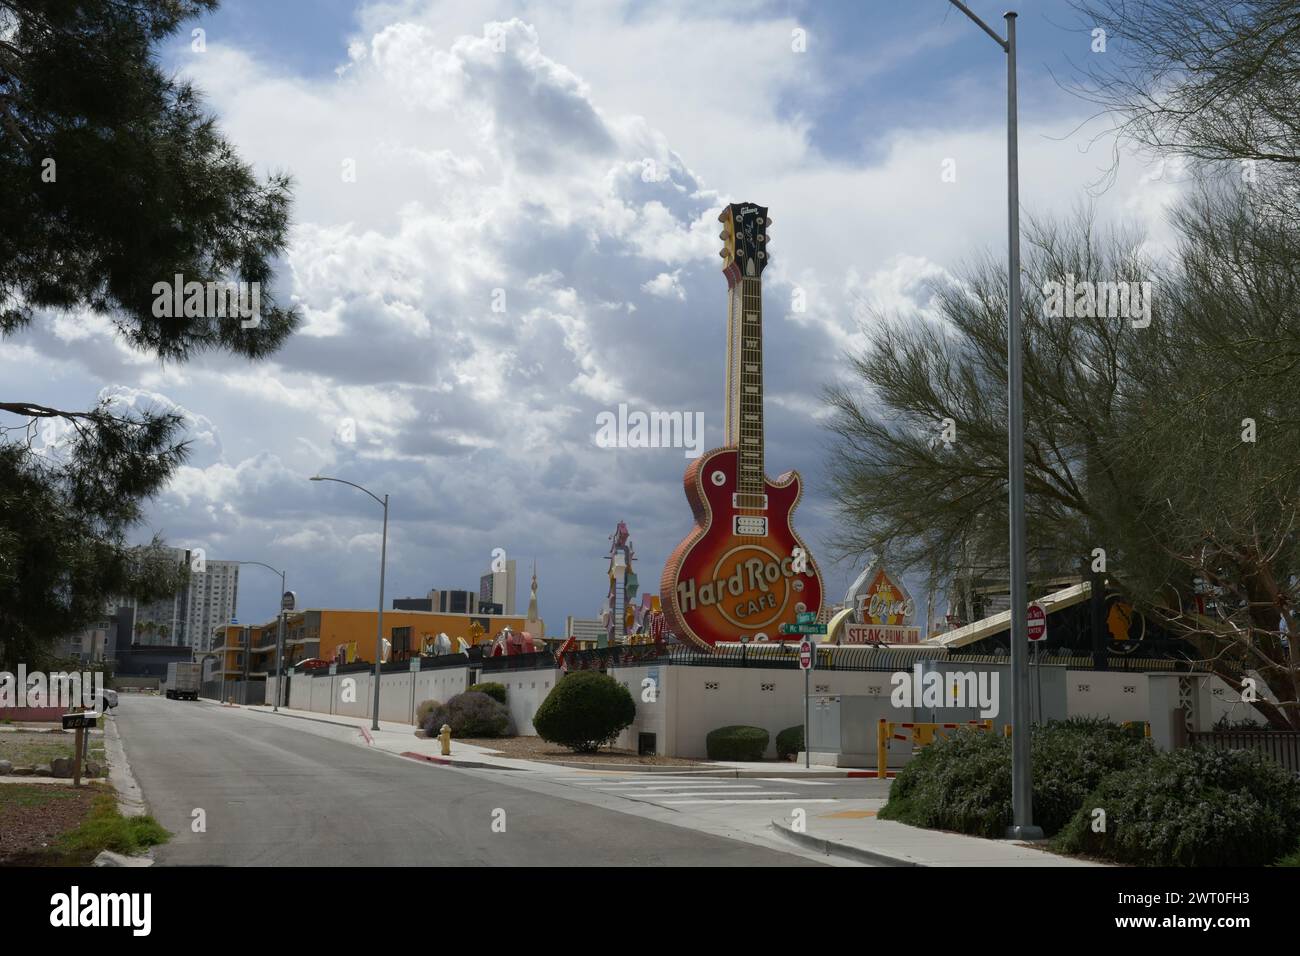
[429,588,478,615]
[131,548,239,653]
[480,559,517,616]
[395,589,504,615]
[565,616,604,646]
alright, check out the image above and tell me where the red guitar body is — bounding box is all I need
[660,447,823,649]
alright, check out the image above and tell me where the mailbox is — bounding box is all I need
[61,712,99,730]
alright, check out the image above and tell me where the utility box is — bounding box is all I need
[805,694,912,768]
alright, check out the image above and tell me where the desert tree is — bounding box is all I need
[0,1,298,667]
[1067,0,1300,222]
[827,189,1300,729]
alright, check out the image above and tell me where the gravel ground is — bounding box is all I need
[0,783,103,863]
[457,735,718,766]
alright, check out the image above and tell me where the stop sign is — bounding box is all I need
[1027,602,1047,642]
[798,639,814,670]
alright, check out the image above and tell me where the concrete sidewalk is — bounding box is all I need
[771,802,1104,867]
[240,703,545,771]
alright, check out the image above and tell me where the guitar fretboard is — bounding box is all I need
[735,275,765,505]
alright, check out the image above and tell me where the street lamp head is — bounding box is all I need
[309,475,323,482]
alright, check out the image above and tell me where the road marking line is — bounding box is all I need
[753,778,833,785]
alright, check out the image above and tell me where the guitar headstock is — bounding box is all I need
[719,202,771,284]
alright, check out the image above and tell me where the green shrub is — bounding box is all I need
[415,699,442,729]
[706,725,769,761]
[1031,718,1154,835]
[420,692,509,738]
[533,672,636,753]
[776,725,804,761]
[469,682,508,704]
[879,719,1155,839]
[880,726,1012,837]
[1052,746,1300,866]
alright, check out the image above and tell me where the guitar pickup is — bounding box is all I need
[732,493,768,510]
[733,515,768,536]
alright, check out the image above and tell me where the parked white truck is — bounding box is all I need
[166,661,201,701]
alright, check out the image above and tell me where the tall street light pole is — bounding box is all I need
[946,2,1040,839]
[233,560,288,712]
[310,475,389,732]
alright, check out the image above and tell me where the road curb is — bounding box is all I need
[399,751,526,771]
[769,817,923,867]
[102,715,150,819]
[548,760,721,774]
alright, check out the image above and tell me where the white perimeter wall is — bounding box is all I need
[488,669,561,736]
[278,666,470,726]
[1067,670,1259,726]
[275,665,560,733]
[270,663,1268,757]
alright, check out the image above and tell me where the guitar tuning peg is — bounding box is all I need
[719,230,728,241]
[765,217,773,226]
[717,210,728,223]
[719,249,728,258]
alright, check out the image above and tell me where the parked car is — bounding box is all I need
[93,687,118,712]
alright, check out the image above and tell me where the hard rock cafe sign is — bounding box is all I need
[660,202,825,648]
[842,563,920,645]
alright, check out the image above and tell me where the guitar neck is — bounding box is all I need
[735,275,764,497]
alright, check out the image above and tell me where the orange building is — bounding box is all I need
[208,608,529,682]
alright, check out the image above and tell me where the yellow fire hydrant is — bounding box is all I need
[439,723,452,756]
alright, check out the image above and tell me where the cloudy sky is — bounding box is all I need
[6,0,1186,631]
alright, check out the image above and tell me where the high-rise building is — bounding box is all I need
[479,559,517,616]
[132,548,239,652]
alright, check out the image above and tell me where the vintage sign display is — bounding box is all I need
[841,562,921,644]
[661,203,824,648]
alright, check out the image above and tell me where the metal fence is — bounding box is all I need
[1187,730,1300,774]
[480,650,557,673]
[552,642,1233,674]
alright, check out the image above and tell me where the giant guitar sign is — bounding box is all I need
[661,203,824,648]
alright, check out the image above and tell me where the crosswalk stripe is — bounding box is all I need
[623,790,797,798]
[584,784,763,790]
[567,780,751,787]
[753,778,834,786]
[660,798,839,805]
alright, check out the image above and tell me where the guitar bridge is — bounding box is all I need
[733,515,768,536]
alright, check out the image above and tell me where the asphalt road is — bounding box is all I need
[112,695,823,866]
